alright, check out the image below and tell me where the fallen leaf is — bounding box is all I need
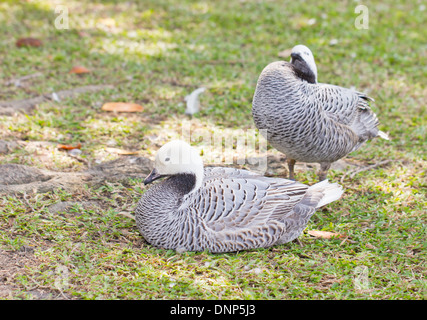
[105,147,139,155]
[101,102,144,113]
[307,230,345,239]
[278,48,292,58]
[57,143,82,150]
[69,66,90,74]
[16,37,43,48]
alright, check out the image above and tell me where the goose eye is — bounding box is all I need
[165,157,170,162]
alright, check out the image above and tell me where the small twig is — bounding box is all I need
[5,72,43,86]
[159,79,196,88]
[340,237,347,246]
[340,159,392,183]
[56,287,70,300]
[339,237,355,245]
[295,238,304,247]
[67,153,90,167]
[22,192,34,213]
[0,84,113,115]
[193,59,246,65]
[118,211,136,220]
[349,160,392,178]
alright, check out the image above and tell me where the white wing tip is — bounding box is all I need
[378,130,390,140]
[309,180,344,208]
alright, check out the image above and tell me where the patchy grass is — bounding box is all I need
[0,0,426,299]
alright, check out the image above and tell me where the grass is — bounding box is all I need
[0,0,426,299]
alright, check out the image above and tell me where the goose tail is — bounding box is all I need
[378,130,390,141]
[306,180,344,208]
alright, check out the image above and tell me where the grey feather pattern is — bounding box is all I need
[135,166,343,253]
[252,61,388,177]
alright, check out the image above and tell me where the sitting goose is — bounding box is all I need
[252,44,389,181]
[135,140,343,253]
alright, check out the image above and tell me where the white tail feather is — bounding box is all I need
[378,130,390,140]
[308,180,344,208]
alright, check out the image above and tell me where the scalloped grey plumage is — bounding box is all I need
[252,56,389,180]
[135,167,343,253]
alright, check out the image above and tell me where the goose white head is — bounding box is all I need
[144,140,204,192]
[290,44,318,83]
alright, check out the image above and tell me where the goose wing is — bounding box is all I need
[203,166,259,178]
[180,169,309,252]
[313,83,381,142]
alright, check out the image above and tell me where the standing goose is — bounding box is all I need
[135,140,343,253]
[252,44,389,181]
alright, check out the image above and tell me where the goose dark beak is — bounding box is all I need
[144,168,163,185]
[290,52,301,61]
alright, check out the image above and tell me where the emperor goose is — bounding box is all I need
[135,140,343,253]
[252,44,389,181]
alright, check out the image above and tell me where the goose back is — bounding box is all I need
[252,61,382,163]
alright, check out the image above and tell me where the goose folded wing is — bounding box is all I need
[203,166,259,179]
[314,84,373,121]
[313,84,380,141]
[181,175,309,251]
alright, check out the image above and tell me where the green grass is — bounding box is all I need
[0,0,426,299]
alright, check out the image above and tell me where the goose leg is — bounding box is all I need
[287,158,296,180]
[318,162,331,181]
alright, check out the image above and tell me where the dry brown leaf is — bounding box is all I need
[105,147,139,155]
[16,37,43,48]
[278,48,292,58]
[101,102,144,113]
[307,230,345,239]
[69,66,90,74]
[57,143,82,150]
